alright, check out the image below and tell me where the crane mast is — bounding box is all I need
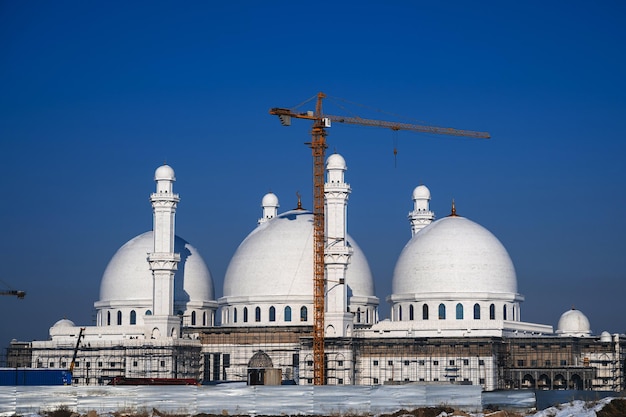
[269,92,489,385]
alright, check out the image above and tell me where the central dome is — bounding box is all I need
[393,216,518,296]
[224,209,374,300]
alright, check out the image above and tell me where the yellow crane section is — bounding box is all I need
[269,92,489,385]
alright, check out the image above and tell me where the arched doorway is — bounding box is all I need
[522,374,535,389]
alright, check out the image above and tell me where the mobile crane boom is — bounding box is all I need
[270,92,489,385]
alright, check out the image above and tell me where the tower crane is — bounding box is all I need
[0,290,26,299]
[269,92,490,385]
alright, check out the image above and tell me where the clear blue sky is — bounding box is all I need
[1,1,625,347]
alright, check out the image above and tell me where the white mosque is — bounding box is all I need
[13,154,624,391]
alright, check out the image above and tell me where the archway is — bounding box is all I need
[522,374,535,389]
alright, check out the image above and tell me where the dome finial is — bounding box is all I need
[450,199,458,217]
[295,191,304,210]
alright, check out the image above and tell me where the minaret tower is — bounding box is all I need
[408,184,435,236]
[258,192,279,225]
[324,153,353,337]
[145,164,181,339]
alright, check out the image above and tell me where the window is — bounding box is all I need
[433,361,439,365]
[479,378,485,384]
[404,360,410,366]
[388,360,393,366]
[503,305,507,320]
[489,304,495,320]
[456,303,464,319]
[243,307,248,322]
[191,311,197,326]
[98,362,103,367]
[463,359,469,365]
[116,311,122,325]
[398,305,402,321]
[338,378,343,384]
[422,304,429,320]
[307,378,313,384]
[449,360,455,366]
[356,308,361,323]
[545,360,551,366]
[560,360,567,366]
[418,360,425,365]
[337,360,344,366]
[409,305,414,321]
[61,361,66,367]
[133,361,138,367]
[284,306,292,322]
[438,304,446,320]
[130,310,136,325]
[49,362,54,367]
[110,362,116,367]
[373,360,379,366]
[160,361,166,367]
[373,378,379,384]
[255,306,261,322]
[473,303,480,320]
[269,306,276,322]
[145,309,152,316]
[307,360,314,366]
[531,360,537,367]
[107,311,111,326]
[479,360,485,366]
[233,308,238,323]
[203,312,207,326]
[517,360,525,366]
[300,306,308,321]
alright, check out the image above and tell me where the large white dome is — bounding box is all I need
[98,231,215,308]
[393,215,518,297]
[224,209,375,301]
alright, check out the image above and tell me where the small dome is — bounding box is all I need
[392,216,518,296]
[261,192,279,207]
[52,318,76,328]
[98,231,214,308]
[154,164,175,181]
[412,185,431,200]
[557,308,591,336]
[326,153,347,170]
[600,331,612,342]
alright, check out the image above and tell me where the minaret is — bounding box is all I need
[258,192,279,225]
[144,164,181,339]
[408,184,435,236]
[324,153,353,337]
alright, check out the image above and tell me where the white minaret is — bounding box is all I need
[408,184,435,236]
[145,164,181,339]
[324,153,353,337]
[258,192,279,225]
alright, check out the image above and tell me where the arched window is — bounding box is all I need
[285,306,292,322]
[145,309,152,316]
[233,308,238,323]
[130,310,136,325]
[203,312,207,326]
[503,305,508,320]
[107,311,111,326]
[117,310,122,325]
[409,304,414,321]
[191,311,197,326]
[300,306,308,322]
[269,306,276,322]
[438,304,446,320]
[255,306,261,322]
[489,304,495,320]
[243,307,248,323]
[356,308,361,323]
[456,303,464,320]
[474,303,481,320]
[398,305,403,321]
[423,304,429,320]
